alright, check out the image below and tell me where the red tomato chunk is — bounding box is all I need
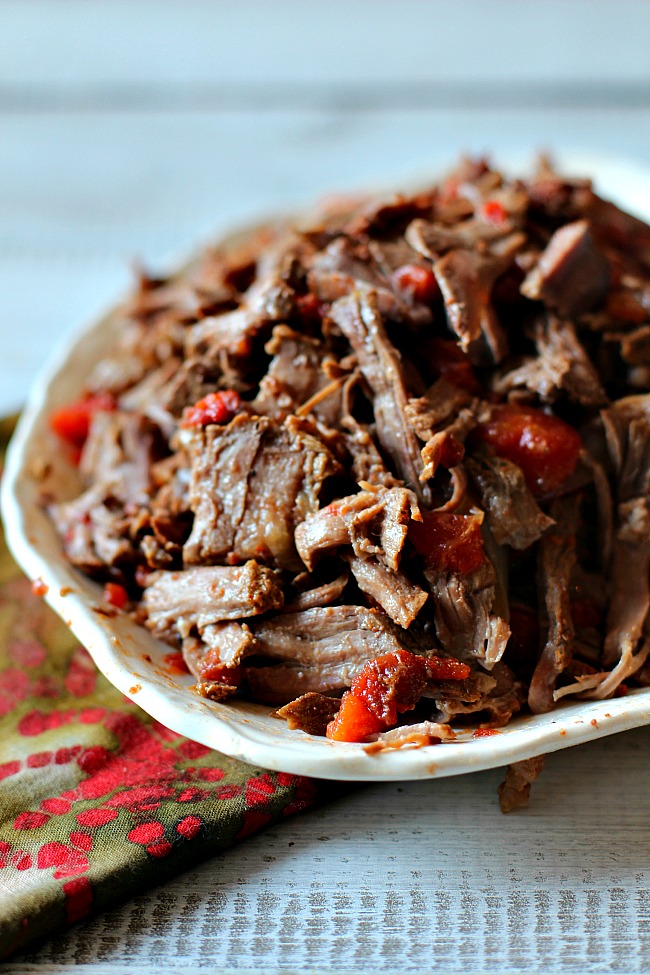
[326,649,470,742]
[482,199,507,224]
[409,511,486,576]
[473,404,582,496]
[198,651,243,687]
[392,264,440,305]
[103,583,128,609]
[50,393,116,448]
[181,390,242,428]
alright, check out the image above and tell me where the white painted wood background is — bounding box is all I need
[3,2,650,971]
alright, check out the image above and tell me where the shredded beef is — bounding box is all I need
[465,451,554,549]
[46,155,650,763]
[295,484,420,571]
[183,413,338,571]
[498,756,546,813]
[528,496,579,713]
[494,314,607,406]
[521,220,611,317]
[329,291,429,499]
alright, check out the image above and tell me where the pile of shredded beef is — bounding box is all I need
[49,156,650,748]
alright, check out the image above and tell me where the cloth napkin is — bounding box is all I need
[0,419,327,958]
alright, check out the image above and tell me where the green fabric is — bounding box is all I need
[0,422,325,957]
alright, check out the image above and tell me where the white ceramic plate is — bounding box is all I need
[4,152,650,781]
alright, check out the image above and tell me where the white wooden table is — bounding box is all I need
[3,3,650,971]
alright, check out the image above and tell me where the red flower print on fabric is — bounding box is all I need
[0,669,30,717]
[8,639,46,669]
[176,815,202,840]
[62,876,93,925]
[245,774,276,807]
[64,648,97,697]
[37,841,89,879]
[14,812,49,830]
[75,809,118,828]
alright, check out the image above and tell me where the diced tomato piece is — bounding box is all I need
[437,433,465,469]
[198,652,243,687]
[392,264,440,305]
[425,656,471,681]
[50,393,116,448]
[473,404,582,496]
[482,199,507,224]
[163,652,191,676]
[351,649,429,725]
[410,511,486,575]
[181,390,242,428]
[429,337,480,394]
[326,692,385,742]
[103,583,128,609]
[326,649,470,743]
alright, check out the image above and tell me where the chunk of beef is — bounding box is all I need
[275,693,342,736]
[498,756,546,813]
[406,215,518,259]
[343,189,435,237]
[183,414,338,571]
[143,561,284,642]
[465,451,554,549]
[183,413,266,563]
[339,373,400,487]
[607,324,650,367]
[405,378,480,482]
[284,570,349,612]
[307,236,432,327]
[521,219,611,316]
[156,358,222,417]
[253,325,343,426]
[295,484,421,572]
[80,410,161,504]
[580,194,650,274]
[49,486,136,575]
[347,555,428,629]
[405,379,477,443]
[423,560,510,669]
[182,621,255,674]
[495,315,607,406]
[186,228,305,362]
[368,721,456,750]
[330,291,428,498]
[425,663,524,727]
[246,604,409,702]
[432,233,525,363]
[528,495,579,713]
[250,605,406,666]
